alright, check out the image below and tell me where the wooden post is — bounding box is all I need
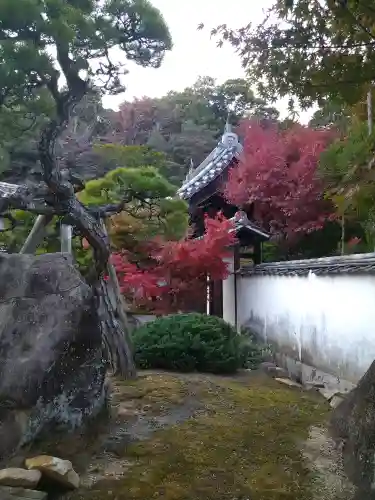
[20,214,53,254]
[222,250,236,328]
[368,86,373,136]
[60,223,72,253]
[253,241,262,265]
[341,215,345,256]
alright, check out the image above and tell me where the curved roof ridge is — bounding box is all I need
[177,127,243,200]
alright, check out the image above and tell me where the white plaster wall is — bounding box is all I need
[237,273,375,384]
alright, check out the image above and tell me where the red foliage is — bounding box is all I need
[225,120,336,240]
[111,214,236,314]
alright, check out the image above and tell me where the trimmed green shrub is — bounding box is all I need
[132,313,241,374]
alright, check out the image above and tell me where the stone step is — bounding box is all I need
[0,486,47,499]
[274,377,303,389]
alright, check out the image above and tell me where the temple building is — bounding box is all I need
[177,122,270,327]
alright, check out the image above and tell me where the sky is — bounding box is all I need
[102,0,314,124]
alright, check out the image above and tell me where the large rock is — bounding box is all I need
[0,253,106,460]
[330,359,375,497]
[25,455,79,490]
[0,468,41,488]
[0,485,47,499]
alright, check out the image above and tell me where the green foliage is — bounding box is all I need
[0,88,53,175]
[0,0,172,100]
[0,145,187,273]
[320,122,375,187]
[77,163,188,253]
[93,143,186,189]
[0,87,112,184]
[0,211,59,254]
[79,164,188,241]
[262,221,359,260]
[309,99,353,132]
[132,313,241,374]
[163,120,217,169]
[319,121,375,249]
[238,330,274,370]
[79,166,173,204]
[163,76,279,131]
[95,144,167,170]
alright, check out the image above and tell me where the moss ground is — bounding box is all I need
[26,371,330,500]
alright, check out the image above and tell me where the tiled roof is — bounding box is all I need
[240,252,375,276]
[194,211,270,241]
[177,125,243,200]
[0,181,22,198]
[229,211,270,240]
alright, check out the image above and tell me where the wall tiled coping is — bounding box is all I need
[239,252,375,277]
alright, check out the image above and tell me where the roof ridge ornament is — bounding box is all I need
[221,112,239,149]
[224,111,232,134]
[189,158,194,173]
[233,210,249,225]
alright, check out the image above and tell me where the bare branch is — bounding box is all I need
[0,182,57,215]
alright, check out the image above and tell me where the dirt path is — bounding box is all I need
[302,425,354,500]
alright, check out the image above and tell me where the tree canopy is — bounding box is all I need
[0,0,172,183]
[319,121,375,249]
[110,76,279,182]
[209,0,375,109]
[0,73,279,188]
[0,0,172,98]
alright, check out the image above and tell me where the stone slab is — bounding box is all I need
[303,381,326,389]
[0,468,41,489]
[318,387,340,401]
[330,395,346,409]
[274,353,356,394]
[0,486,47,499]
[274,377,303,389]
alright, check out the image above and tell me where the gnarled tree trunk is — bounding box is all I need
[94,277,136,377]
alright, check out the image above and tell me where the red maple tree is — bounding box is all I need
[225,120,335,240]
[111,214,236,314]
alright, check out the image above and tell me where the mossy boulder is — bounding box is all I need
[0,252,105,460]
